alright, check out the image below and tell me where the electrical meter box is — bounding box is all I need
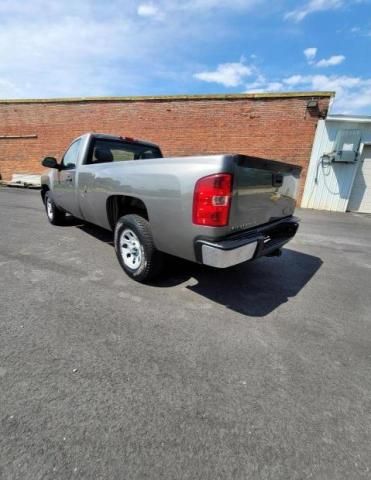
[330,129,361,163]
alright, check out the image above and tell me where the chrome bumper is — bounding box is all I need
[195,216,300,269]
[201,241,258,268]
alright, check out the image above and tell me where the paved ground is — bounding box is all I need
[0,187,370,480]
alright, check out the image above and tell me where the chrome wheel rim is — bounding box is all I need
[46,198,53,220]
[120,228,143,270]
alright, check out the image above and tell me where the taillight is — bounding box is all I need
[193,173,233,227]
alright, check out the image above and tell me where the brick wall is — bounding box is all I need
[0,93,332,200]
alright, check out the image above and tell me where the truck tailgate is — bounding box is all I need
[229,155,302,230]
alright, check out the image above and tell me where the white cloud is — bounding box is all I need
[137,3,161,18]
[264,82,283,91]
[283,75,305,86]
[0,79,22,97]
[282,74,371,113]
[304,47,317,62]
[138,0,263,16]
[245,76,283,92]
[243,71,371,114]
[178,0,262,10]
[0,14,146,98]
[303,48,345,68]
[194,61,253,87]
[0,0,268,99]
[0,2,222,98]
[315,55,345,67]
[285,0,343,22]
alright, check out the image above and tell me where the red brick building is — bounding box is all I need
[0,92,333,200]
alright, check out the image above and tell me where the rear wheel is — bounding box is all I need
[44,191,66,225]
[114,214,164,282]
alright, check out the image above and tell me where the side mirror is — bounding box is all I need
[42,157,59,169]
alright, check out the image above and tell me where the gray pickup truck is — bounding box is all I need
[41,133,301,282]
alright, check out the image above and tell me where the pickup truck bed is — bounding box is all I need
[41,132,301,282]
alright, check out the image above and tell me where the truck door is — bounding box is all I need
[53,138,82,217]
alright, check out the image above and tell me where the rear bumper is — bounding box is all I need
[195,216,300,269]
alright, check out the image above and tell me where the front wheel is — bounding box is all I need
[44,191,66,225]
[114,214,164,282]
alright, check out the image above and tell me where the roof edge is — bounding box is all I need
[0,91,335,105]
[327,114,371,123]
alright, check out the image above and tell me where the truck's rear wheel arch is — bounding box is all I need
[107,195,149,229]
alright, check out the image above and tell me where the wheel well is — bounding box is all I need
[41,185,49,204]
[107,195,149,229]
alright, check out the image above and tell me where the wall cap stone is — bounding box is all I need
[0,91,335,105]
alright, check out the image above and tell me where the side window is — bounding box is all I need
[89,140,134,164]
[61,139,82,170]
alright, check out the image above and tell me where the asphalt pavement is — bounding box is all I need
[1,186,371,479]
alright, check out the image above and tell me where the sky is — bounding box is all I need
[0,0,369,113]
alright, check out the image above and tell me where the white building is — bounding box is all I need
[301,114,371,213]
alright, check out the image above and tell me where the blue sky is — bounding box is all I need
[0,0,369,113]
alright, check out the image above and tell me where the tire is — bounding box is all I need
[114,214,164,282]
[44,191,66,225]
